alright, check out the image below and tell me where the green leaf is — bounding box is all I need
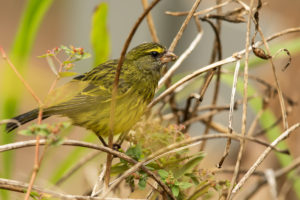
[58,71,79,77]
[91,3,110,66]
[78,52,91,60]
[171,185,180,197]
[19,129,34,136]
[10,0,53,63]
[0,1,53,198]
[111,163,129,174]
[126,144,143,161]
[187,183,211,200]
[138,175,148,190]
[174,154,204,178]
[177,182,193,189]
[158,169,169,179]
[185,173,200,185]
[18,123,51,137]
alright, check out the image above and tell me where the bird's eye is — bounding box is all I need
[150,51,159,58]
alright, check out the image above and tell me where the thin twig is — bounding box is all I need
[227,1,254,198]
[149,27,300,108]
[197,6,223,152]
[218,60,241,168]
[0,177,146,200]
[141,0,159,43]
[0,134,289,159]
[0,47,43,106]
[245,0,289,130]
[56,151,100,186]
[25,50,72,200]
[106,0,162,191]
[168,0,202,52]
[264,169,278,200]
[182,110,220,126]
[243,156,300,199]
[0,47,46,200]
[231,123,300,197]
[91,165,106,197]
[165,0,232,17]
[257,26,289,131]
[228,60,241,133]
[158,32,203,90]
[0,138,175,199]
[95,129,292,199]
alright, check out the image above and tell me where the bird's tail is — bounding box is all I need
[5,109,50,132]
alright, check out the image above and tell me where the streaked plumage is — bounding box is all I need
[6,43,176,137]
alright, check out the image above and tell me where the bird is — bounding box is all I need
[5,42,177,145]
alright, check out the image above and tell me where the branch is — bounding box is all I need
[149,26,300,108]
[231,123,300,197]
[0,177,146,200]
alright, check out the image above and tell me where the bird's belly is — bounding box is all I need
[69,96,148,136]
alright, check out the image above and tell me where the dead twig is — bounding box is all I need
[149,27,300,108]
[227,1,254,198]
[231,123,300,197]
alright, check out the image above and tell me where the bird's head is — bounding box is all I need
[125,42,177,74]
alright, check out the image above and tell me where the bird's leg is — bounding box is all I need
[112,143,121,151]
[97,135,120,151]
[97,135,108,147]
[96,132,123,151]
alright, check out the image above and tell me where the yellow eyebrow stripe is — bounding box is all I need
[145,47,165,54]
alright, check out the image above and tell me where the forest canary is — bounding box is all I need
[6,43,177,140]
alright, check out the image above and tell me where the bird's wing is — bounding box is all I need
[44,59,132,114]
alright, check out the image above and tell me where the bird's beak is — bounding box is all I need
[160,51,177,64]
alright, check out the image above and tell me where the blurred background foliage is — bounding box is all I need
[1,0,300,199]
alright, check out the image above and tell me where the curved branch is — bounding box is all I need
[149,27,300,108]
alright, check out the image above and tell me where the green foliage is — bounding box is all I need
[10,0,53,62]
[126,144,143,161]
[0,0,53,198]
[138,171,148,190]
[91,3,110,66]
[39,45,91,78]
[158,169,193,198]
[18,122,70,146]
[47,3,110,186]
[110,121,217,199]
[174,153,204,178]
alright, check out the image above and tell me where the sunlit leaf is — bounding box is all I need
[91,3,110,66]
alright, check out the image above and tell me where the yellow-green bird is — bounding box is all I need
[6,43,176,144]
